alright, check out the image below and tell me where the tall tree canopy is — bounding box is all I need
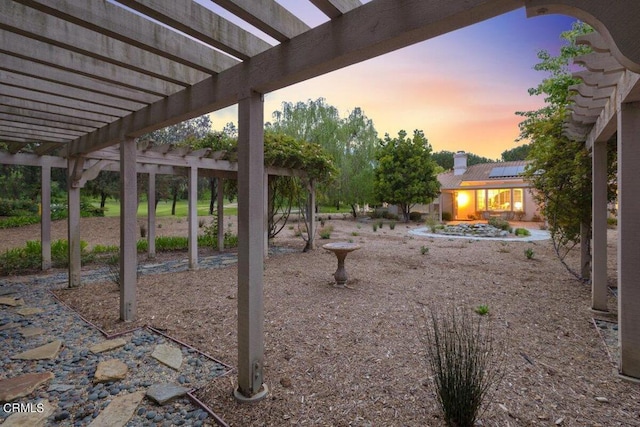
[374,130,440,222]
[517,21,616,279]
[431,150,495,170]
[501,144,532,161]
[267,98,377,216]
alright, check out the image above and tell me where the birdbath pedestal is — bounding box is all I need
[323,242,361,287]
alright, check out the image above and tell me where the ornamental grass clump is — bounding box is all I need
[423,307,503,427]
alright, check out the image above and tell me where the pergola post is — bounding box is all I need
[188,164,198,270]
[217,177,225,251]
[617,101,640,380]
[591,140,608,312]
[119,138,137,321]
[67,157,82,288]
[264,171,269,257]
[147,171,156,259]
[41,161,51,270]
[307,179,316,251]
[235,91,268,402]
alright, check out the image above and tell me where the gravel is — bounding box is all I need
[0,268,229,425]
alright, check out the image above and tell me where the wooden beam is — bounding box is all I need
[0,112,94,133]
[15,0,239,74]
[309,0,362,19]
[210,0,310,42]
[0,120,84,138]
[119,138,138,321]
[0,54,161,105]
[1,69,146,112]
[69,0,522,155]
[0,2,209,85]
[0,127,71,143]
[0,96,114,125]
[114,0,272,60]
[235,91,267,401]
[0,32,183,97]
[0,105,107,129]
[526,0,640,73]
[0,85,130,117]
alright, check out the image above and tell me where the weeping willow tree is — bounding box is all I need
[518,22,617,280]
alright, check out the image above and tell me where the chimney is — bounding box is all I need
[453,151,467,176]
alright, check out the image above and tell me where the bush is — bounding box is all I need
[0,199,38,216]
[319,225,333,239]
[514,228,531,237]
[524,248,535,259]
[488,217,510,231]
[409,211,422,222]
[0,216,40,229]
[389,221,396,230]
[607,217,617,228]
[423,307,502,427]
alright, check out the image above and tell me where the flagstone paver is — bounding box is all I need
[89,337,126,354]
[18,327,45,338]
[94,359,128,383]
[0,322,19,331]
[151,343,183,370]
[146,383,190,405]
[0,297,24,307]
[88,391,145,427]
[15,307,44,316]
[2,400,55,427]
[0,372,54,402]
[11,340,62,360]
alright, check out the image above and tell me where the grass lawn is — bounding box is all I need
[99,199,238,217]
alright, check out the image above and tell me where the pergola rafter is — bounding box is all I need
[1,0,640,399]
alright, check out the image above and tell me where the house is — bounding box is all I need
[437,151,540,221]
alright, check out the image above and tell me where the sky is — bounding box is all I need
[207,3,578,160]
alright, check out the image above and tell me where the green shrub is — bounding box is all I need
[607,217,617,228]
[488,217,510,231]
[474,305,490,316]
[0,216,40,229]
[420,245,429,255]
[51,239,93,267]
[423,307,502,427]
[524,248,535,259]
[514,228,531,237]
[319,225,333,239]
[0,199,38,216]
[92,244,119,254]
[409,211,422,222]
[372,223,378,232]
[389,221,396,230]
[0,247,40,275]
[441,212,452,222]
[377,220,384,229]
[425,213,439,233]
[351,231,359,236]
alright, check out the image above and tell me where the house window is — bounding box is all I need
[487,189,511,211]
[513,189,524,211]
[476,190,486,211]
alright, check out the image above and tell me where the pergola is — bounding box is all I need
[0,0,639,400]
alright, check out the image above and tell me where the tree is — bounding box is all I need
[141,115,212,215]
[83,171,120,210]
[431,150,495,170]
[374,130,440,222]
[268,98,377,215]
[501,144,532,161]
[516,21,617,279]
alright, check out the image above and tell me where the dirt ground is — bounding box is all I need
[5,216,640,426]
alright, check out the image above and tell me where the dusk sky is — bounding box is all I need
[208,3,578,160]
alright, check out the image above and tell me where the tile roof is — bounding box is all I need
[438,160,530,189]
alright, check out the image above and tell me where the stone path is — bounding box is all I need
[0,249,282,426]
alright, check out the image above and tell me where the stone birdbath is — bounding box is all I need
[322,242,361,287]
